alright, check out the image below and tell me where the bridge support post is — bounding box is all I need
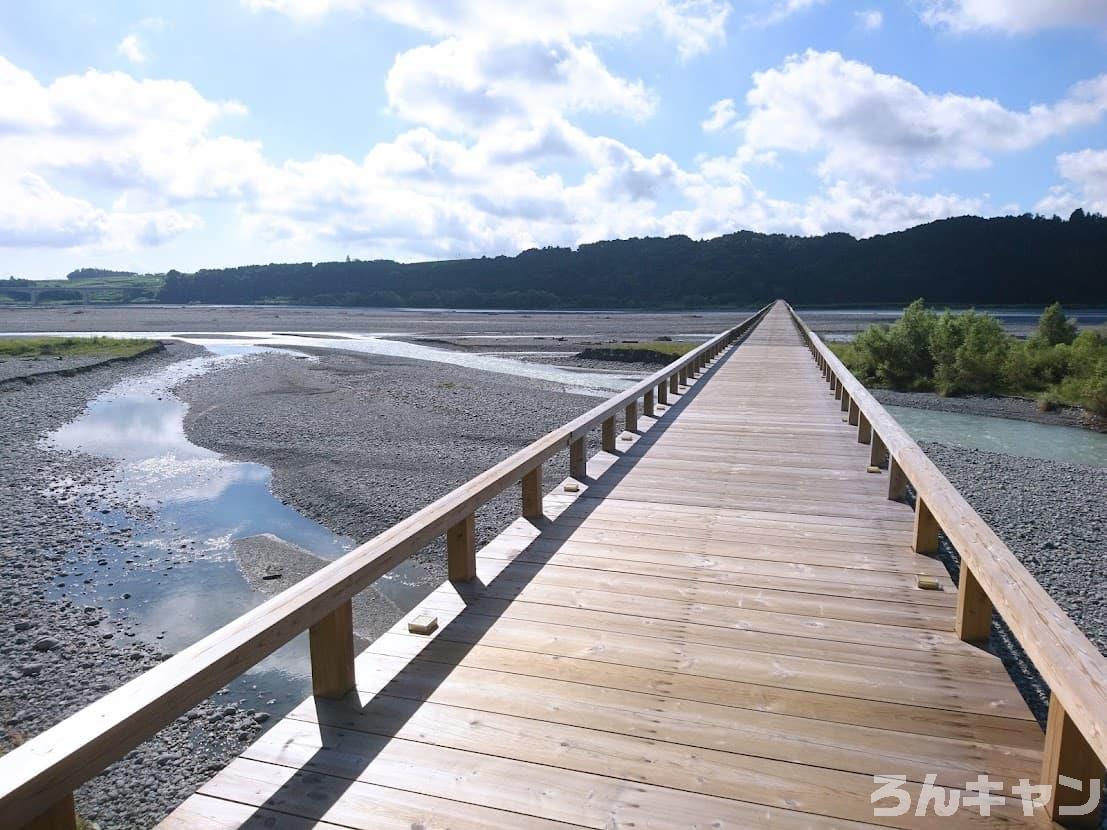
[625,401,639,433]
[887,458,907,501]
[955,561,992,644]
[521,465,543,519]
[447,514,476,581]
[1041,694,1105,829]
[569,437,587,479]
[657,382,668,406]
[870,433,888,467]
[19,795,76,830]
[644,389,655,418]
[857,412,872,444]
[309,600,356,699]
[912,497,940,554]
[602,417,617,452]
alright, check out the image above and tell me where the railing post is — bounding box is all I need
[669,373,679,395]
[847,398,860,426]
[870,433,888,467]
[955,561,993,644]
[887,457,907,500]
[521,464,542,519]
[569,436,587,479]
[447,514,476,581]
[678,367,688,386]
[20,795,76,830]
[602,416,617,452]
[840,390,850,413]
[912,497,939,554]
[657,381,668,406]
[309,600,356,699]
[625,401,639,433]
[857,412,872,444]
[1041,693,1105,829]
[644,389,655,417]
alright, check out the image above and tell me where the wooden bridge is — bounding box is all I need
[2,302,1104,829]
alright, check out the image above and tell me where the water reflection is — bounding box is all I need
[43,346,364,716]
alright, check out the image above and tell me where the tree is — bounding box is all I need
[930,309,1009,395]
[1035,302,1077,346]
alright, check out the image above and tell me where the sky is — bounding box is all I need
[1,1,1106,279]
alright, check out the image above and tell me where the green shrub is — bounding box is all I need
[1034,302,1078,346]
[1053,328,1107,416]
[850,299,936,389]
[930,309,1009,396]
[839,301,1105,416]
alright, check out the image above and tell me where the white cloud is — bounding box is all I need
[244,0,730,58]
[0,173,199,249]
[385,37,655,134]
[748,0,826,27]
[855,10,883,30]
[920,0,1107,34]
[739,50,1107,184]
[0,57,242,249]
[702,98,738,132]
[116,34,147,65]
[1035,148,1107,215]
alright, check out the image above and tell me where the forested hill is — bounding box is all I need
[157,212,1107,308]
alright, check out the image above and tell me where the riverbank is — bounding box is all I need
[872,389,1097,430]
[0,342,274,829]
[0,341,164,386]
[175,348,601,626]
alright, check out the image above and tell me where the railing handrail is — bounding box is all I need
[785,302,1107,771]
[0,304,772,827]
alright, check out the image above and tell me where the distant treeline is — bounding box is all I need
[155,211,1106,308]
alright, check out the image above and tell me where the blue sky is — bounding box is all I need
[1,1,1106,279]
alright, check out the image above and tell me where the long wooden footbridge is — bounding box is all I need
[2,302,1105,829]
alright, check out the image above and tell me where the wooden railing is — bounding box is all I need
[786,303,1106,828]
[0,305,772,829]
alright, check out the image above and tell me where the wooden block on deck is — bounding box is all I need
[408,614,439,635]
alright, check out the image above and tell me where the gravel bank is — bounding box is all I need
[177,348,601,610]
[234,534,398,644]
[0,343,273,829]
[0,343,163,386]
[920,442,1107,722]
[874,389,1089,430]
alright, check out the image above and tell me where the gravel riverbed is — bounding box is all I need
[2,331,1104,827]
[176,348,602,601]
[873,389,1091,430]
[0,344,271,829]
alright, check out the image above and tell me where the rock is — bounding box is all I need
[32,636,60,652]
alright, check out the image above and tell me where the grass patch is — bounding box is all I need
[601,341,697,356]
[0,336,158,359]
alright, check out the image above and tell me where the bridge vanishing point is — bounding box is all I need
[1,301,1104,829]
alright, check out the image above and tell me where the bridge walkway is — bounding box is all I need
[162,303,1052,829]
